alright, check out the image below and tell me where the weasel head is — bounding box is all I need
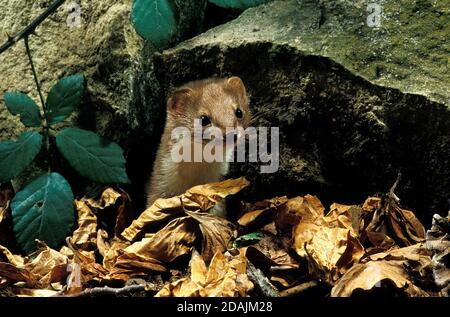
[166,77,251,142]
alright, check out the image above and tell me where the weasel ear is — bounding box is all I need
[227,76,247,99]
[168,88,193,115]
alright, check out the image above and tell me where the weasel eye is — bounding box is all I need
[235,108,243,119]
[200,115,211,126]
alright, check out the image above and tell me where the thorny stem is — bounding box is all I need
[24,36,51,172]
[0,0,66,55]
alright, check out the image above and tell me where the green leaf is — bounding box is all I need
[233,232,264,248]
[0,131,42,183]
[56,127,129,184]
[3,92,41,127]
[208,0,270,9]
[11,173,74,254]
[46,74,85,125]
[131,0,178,50]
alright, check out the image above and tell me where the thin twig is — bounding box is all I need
[0,0,66,55]
[58,285,146,297]
[246,261,279,297]
[389,171,402,198]
[270,265,299,273]
[386,171,402,214]
[278,281,319,297]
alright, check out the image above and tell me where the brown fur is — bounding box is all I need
[146,77,251,216]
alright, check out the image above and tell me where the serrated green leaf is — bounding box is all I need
[11,172,74,254]
[0,131,42,183]
[46,74,85,125]
[131,0,178,50]
[3,92,41,127]
[233,232,264,248]
[56,127,129,184]
[208,0,270,9]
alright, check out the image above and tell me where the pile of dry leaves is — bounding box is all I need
[0,178,448,297]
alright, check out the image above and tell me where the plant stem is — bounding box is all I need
[0,0,66,55]
[24,37,46,110]
[24,36,51,172]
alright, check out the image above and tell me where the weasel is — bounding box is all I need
[146,77,251,217]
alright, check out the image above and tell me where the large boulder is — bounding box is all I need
[150,0,450,224]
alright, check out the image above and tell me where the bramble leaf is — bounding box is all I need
[0,131,42,182]
[131,0,177,50]
[11,173,75,254]
[46,74,85,125]
[56,127,129,184]
[208,0,270,9]
[233,232,264,248]
[3,92,41,127]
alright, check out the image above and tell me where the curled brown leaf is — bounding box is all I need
[156,250,253,297]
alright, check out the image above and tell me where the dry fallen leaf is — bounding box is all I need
[0,244,24,267]
[238,196,288,228]
[156,250,253,297]
[117,178,246,268]
[275,195,324,233]
[85,187,122,209]
[363,195,425,247]
[123,216,197,264]
[294,222,364,283]
[324,203,362,236]
[184,178,250,212]
[389,206,426,246]
[0,242,69,289]
[364,231,396,254]
[84,187,133,237]
[24,243,69,287]
[186,211,237,263]
[0,262,38,288]
[114,190,133,235]
[108,252,166,281]
[245,245,298,289]
[121,196,185,242]
[122,177,249,242]
[280,195,364,283]
[331,243,432,297]
[64,239,109,285]
[70,200,98,250]
[100,236,130,270]
[0,198,9,224]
